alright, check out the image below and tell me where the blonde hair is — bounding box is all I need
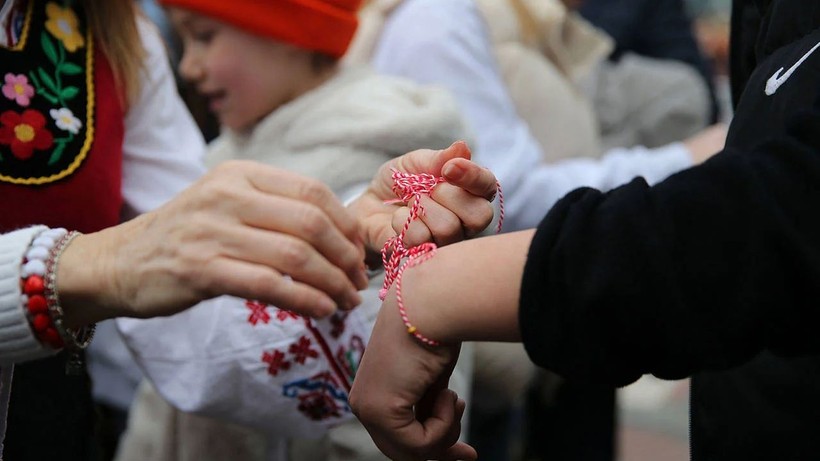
[85,0,145,106]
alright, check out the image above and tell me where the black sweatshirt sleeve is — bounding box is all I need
[519,107,820,387]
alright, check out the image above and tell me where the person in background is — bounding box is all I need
[575,0,721,123]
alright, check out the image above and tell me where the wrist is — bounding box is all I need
[58,222,137,326]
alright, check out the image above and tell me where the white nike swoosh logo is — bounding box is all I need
[765,41,820,96]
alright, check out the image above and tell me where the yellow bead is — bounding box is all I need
[407,326,417,334]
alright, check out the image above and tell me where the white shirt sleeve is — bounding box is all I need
[87,18,207,411]
[120,17,206,219]
[372,0,693,231]
[117,287,380,436]
[0,226,52,364]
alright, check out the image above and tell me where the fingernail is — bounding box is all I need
[443,163,464,181]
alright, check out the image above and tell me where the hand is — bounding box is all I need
[59,160,369,325]
[349,287,477,461]
[350,141,497,258]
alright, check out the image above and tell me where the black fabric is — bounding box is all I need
[520,3,820,457]
[579,0,720,122]
[4,351,96,461]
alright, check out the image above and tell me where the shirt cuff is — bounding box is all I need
[0,226,55,363]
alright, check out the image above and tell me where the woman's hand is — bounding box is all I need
[350,141,497,260]
[59,160,369,325]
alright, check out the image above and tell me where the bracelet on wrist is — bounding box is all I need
[21,228,68,349]
[45,230,95,353]
[20,228,95,373]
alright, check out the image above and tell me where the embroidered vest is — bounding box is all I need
[0,2,124,459]
[0,0,124,233]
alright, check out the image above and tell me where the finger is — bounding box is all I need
[394,196,463,247]
[440,442,478,461]
[394,141,472,175]
[232,161,363,247]
[417,390,464,456]
[220,227,363,311]
[430,184,495,237]
[440,397,467,452]
[442,157,498,201]
[198,258,338,318]
[237,191,368,290]
[416,370,452,421]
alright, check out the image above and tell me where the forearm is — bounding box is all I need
[393,230,535,344]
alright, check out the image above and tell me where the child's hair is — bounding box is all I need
[85,0,145,106]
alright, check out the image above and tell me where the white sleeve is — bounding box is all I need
[116,285,381,436]
[120,17,206,219]
[87,18,207,411]
[0,226,53,364]
[372,0,693,231]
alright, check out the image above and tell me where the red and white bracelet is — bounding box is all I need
[379,169,504,346]
[20,228,95,359]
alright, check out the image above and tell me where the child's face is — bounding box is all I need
[169,8,318,132]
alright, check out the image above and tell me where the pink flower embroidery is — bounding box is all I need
[2,74,35,107]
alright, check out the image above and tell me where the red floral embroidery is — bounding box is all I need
[298,389,343,420]
[289,336,319,364]
[275,308,300,322]
[261,349,291,376]
[245,300,271,326]
[0,110,54,160]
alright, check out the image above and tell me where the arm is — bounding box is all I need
[59,160,369,326]
[350,104,820,460]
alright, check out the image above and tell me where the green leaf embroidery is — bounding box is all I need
[41,32,58,65]
[60,62,83,76]
[28,71,59,104]
[37,68,59,95]
[60,86,79,100]
[49,141,67,165]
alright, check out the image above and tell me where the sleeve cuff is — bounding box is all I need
[0,226,55,363]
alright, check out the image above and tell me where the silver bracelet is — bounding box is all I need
[43,231,95,374]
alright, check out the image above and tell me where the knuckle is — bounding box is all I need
[298,178,332,205]
[465,202,494,231]
[280,238,312,269]
[431,213,462,242]
[298,206,330,241]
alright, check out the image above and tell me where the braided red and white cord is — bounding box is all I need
[379,169,503,346]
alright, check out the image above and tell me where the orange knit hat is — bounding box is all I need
[160,0,363,58]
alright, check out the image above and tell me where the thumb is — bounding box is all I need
[394,141,473,177]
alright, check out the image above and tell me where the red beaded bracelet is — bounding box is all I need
[20,228,68,349]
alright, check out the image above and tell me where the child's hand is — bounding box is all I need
[349,286,477,461]
[350,141,497,257]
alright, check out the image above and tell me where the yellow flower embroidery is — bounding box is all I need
[45,2,84,52]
